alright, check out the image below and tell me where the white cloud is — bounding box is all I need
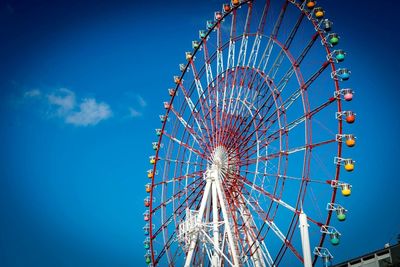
[66,98,112,126]
[24,89,41,98]
[137,95,147,108]
[47,88,76,115]
[129,108,142,118]
[127,95,147,119]
[22,87,112,126]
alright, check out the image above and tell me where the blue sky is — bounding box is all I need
[0,0,399,266]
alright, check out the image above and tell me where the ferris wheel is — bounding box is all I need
[143,0,356,266]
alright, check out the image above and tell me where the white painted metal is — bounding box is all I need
[247,34,262,68]
[184,178,212,267]
[182,148,243,266]
[212,180,220,266]
[299,211,312,267]
[214,175,241,266]
[194,77,205,99]
[227,39,236,70]
[259,39,274,73]
[237,201,264,267]
[237,36,249,67]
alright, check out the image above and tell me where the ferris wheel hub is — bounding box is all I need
[210,146,228,178]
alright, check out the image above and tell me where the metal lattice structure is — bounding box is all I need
[143,0,356,266]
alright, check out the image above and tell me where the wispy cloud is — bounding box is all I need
[137,95,147,108]
[66,98,112,126]
[129,108,142,118]
[22,87,112,127]
[47,88,76,116]
[127,95,147,119]
[24,89,41,98]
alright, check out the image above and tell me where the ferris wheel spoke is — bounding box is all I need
[264,10,308,83]
[167,138,202,180]
[216,21,224,79]
[234,125,279,162]
[226,85,280,152]
[294,31,319,65]
[229,70,250,115]
[227,1,256,116]
[267,48,285,80]
[303,60,330,89]
[244,1,253,35]
[226,63,251,124]
[215,23,225,147]
[246,206,303,264]
[244,72,269,107]
[241,170,330,186]
[226,6,237,70]
[241,172,309,226]
[275,25,319,93]
[284,12,305,50]
[276,60,331,113]
[267,40,293,80]
[158,181,206,238]
[234,199,275,267]
[241,175,296,214]
[265,218,303,262]
[153,170,205,187]
[239,185,304,262]
[271,1,289,40]
[201,40,220,148]
[247,34,263,69]
[267,35,300,82]
[220,68,232,119]
[230,105,282,156]
[242,95,335,152]
[235,1,253,69]
[256,0,290,73]
[154,181,207,264]
[152,177,205,213]
[202,39,215,94]
[189,60,206,101]
[241,138,336,166]
[223,95,256,142]
[156,231,177,265]
[176,82,207,136]
[258,38,275,73]
[157,183,207,241]
[280,87,302,111]
[220,115,250,150]
[225,72,282,145]
[169,106,205,145]
[225,70,241,126]
[158,156,206,166]
[231,70,271,125]
[247,0,271,68]
[284,139,336,154]
[242,178,328,266]
[187,64,219,149]
[221,67,232,128]
[257,0,271,34]
[156,193,205,265]
[221,180,271,267]
[162,131,206,159]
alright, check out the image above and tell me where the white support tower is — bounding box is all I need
[299,211,312,267]
[179,146,261,267]
[178,147,315,267]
